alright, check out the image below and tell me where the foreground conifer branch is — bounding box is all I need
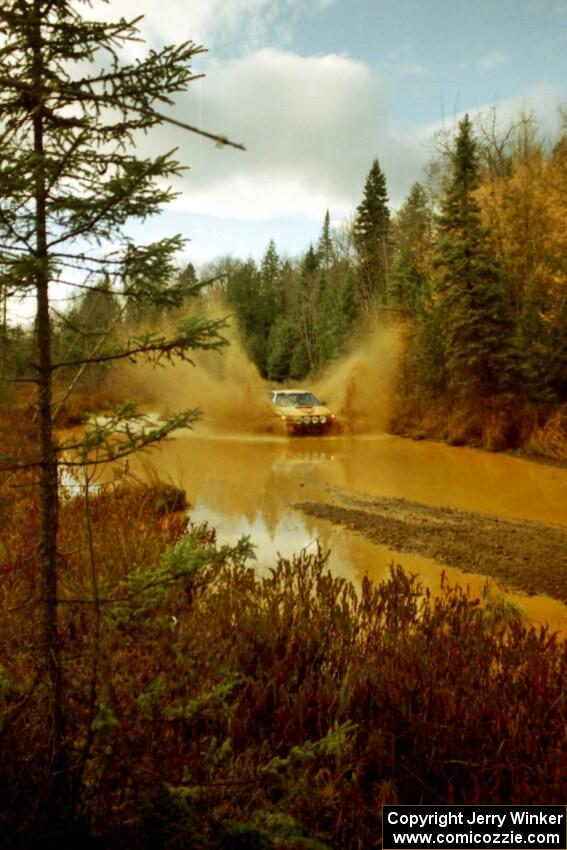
[0,0,242,823]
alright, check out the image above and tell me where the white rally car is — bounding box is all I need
[269,389,335,435]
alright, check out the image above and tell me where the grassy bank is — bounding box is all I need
[390,392,567,462]
[0,396,566,849]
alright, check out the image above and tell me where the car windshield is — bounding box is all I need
[274,392,321,407]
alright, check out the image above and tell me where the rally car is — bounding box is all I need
[269,389,335,435]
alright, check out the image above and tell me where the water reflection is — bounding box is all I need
[134,432,567,635]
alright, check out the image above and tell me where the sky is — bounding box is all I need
[10,0,567,313]
[117,0,564,270]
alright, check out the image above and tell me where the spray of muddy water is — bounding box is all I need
[314,318,402,434]
[116,305,402,436]
[117,316,271,435]
[109,311,567,635]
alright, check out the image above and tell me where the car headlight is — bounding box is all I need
[311,416,319,423]
[301,416,310,424]
[319,416,327,424]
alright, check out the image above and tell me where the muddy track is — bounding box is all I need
[295,493,567,604]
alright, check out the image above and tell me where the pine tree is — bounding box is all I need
[260,240,284,321]
[296,244,320,371]
[541,129,567,400]
[55,278,122,391]
[0,0,241,812]
[475,117,567,402]
[260,240,282,289]
[353,159,390,308]
[317,209,335,272]
[255,241,284,375]
[290,337,311,379]
[433,115,514,398]
[266,317,296,381]
[178,261,198,289]
[388,183,432,315]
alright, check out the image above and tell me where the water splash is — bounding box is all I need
[114,307,402,437]
[314,319,403,434]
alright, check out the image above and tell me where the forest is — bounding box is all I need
[4,109,565,457]
[209,110,567,456]
[0,2,566,848]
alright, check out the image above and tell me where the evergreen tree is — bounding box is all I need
[225,259,259,333]
[290,337,311,379]
[223,258,268,374]
[0,0,240,814]
[260,240,282,290]
[315,265,357,367]
[178,261,198,290]
[388,183,432,315]
[255,241,284,375]
[56,279,122,390]
[473,115,567,402]
[260,240,283,319]
[317,209,335,272]
[353,159,390,308]
[433,115,515,398]
[297,244,320,372]
[401,280,447,397]
[541,129,567,400]
[266,317,296,382]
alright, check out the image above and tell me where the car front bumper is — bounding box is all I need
[285,419,334,435]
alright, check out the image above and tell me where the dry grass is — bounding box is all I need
[1,389,566,848]
[390,391,567,461]
[1,499,566,847]
[525,406,567,460]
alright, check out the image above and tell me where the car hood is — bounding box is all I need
[276,404,331,419]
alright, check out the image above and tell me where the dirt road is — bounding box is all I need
[295,491,567,603]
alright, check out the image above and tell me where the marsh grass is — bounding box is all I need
[391,391,567,460]
[0,400,565,849]
[2,540,566,847]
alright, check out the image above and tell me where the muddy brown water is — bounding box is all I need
[128,431,567,636]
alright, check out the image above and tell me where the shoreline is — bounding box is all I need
[295,492,567,605]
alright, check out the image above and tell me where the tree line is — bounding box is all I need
[2,109,564,414]
[199,111,566,417]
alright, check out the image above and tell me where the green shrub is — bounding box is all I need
[1,489,565,848]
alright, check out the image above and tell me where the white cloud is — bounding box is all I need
[418,84,564,141]
[149,48,427,220]
[169,176,335,221]
[397,63,426,77]
[66,5,566,244]
[478,49,508,71]
[87,0,335,55]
